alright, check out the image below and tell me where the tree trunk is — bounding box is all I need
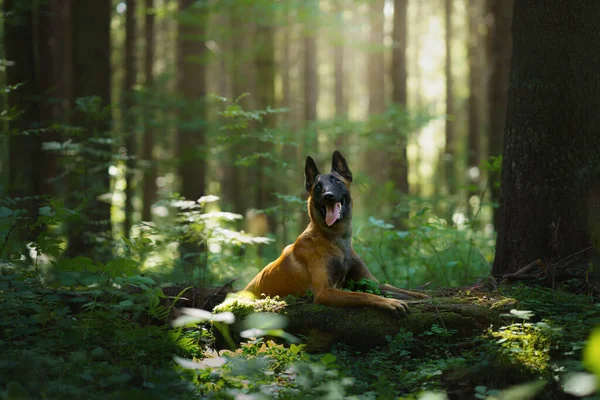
[363,0,387,187]
[254,19,276,236]
[444,0,455,197]
[123,0,137,237]
[301,2,319,227]
[333,0,347,142]
[492,0,600,279]
[141,0,157,222]
[367,0,385,116]
[303,33,318,140]
[4,0,52,246]
[222,12,255,219]
[177,0,207,275]
[390,0,409,227]
[487,0,512,231]
[466,0,481,219]
[65,0,112,261]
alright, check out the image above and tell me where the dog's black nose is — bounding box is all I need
[323,192,335,202]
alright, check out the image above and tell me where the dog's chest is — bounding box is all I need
[326,239,353,288]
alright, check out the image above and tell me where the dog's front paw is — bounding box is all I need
[408,291,429,299]
[381,298,408,316]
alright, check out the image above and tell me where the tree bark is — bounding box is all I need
[254,17,276,235]
[222,12,255,219]
[141,0,157,222]
[65,0,112,261]
[388,0,410,228]
[177,0,207,274]
[444,0,455,197]
[363,0,387,188]
[333,0,347,129]
[5,0,42,199]
[4,0,55,247]
[301,1,319,227]
[123,0,137,237]
[466,0,481,218]
[390,0,409,204]
[367,0,386,116]
[492,0,600,278]
[487,0,512,231]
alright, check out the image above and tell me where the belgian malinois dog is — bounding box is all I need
[244,150,427,315]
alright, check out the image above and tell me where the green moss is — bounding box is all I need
[490,323,552,373]
[213,294,288,320]
[490,297,518,311]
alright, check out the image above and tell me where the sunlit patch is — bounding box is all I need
[452,212,466,226]
[116,2,126,14]
[152,206,169,217]
[209,243,221,253]
[468,166,480,180]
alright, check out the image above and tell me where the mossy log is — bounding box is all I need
[213,291,517,351]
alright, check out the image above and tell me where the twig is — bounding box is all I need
[501,259,543,280]
[0,223,16,257]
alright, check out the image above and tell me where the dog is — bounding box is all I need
[243,150,427,315]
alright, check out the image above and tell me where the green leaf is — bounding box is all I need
[396,231,410,239]
[105,258,138,278]
[321,353,337,366]
[0,206,13,218]
[118,300,134,309]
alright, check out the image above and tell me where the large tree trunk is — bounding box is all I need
[466,0,481,218]
[177,0,207,275]
[487,0,513,231]
[65,0,112,261]
[492,0,600,279]
[123,0,137,237]
[141,0,157,222]
[390,0,409,225]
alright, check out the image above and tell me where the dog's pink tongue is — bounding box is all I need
[325,202,342,226]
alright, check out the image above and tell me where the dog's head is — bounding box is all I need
[304,150,353,228]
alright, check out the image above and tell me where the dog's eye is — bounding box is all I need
[332,178,341,185]
[315,182,322,190]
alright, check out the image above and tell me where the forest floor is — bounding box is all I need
[1,270,598,399]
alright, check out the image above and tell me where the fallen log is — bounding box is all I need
[213,291,517,351]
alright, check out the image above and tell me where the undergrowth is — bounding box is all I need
[3,263,600,400]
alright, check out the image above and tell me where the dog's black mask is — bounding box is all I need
[305,151,353,227]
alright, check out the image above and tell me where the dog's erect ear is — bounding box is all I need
[331,150,352,182]
[304,156,320,192]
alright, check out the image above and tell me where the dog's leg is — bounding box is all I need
[310,269,409,315]
[347,251,429,299]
